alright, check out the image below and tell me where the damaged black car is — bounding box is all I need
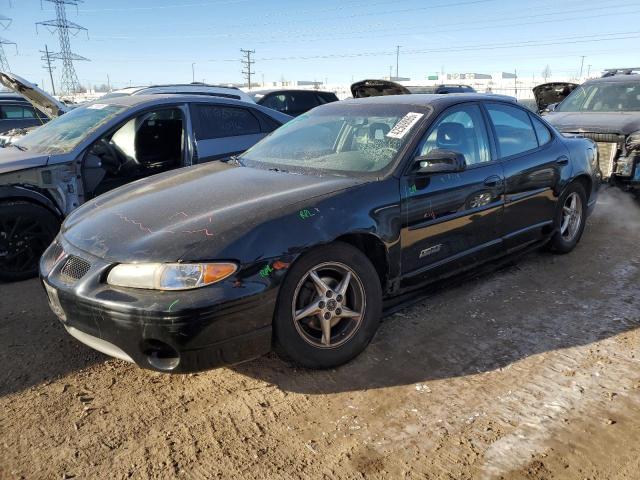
[40,94,599,373]
[544,68,640,191]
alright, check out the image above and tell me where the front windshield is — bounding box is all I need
[557,81,640,112]
[240,104,428,174]
[15,103,126,154]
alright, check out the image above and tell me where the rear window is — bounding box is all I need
[486,103,538,158]
[192,105,261,140]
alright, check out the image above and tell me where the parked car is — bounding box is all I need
[532,82,578,113]
[102,83,255,103]
[0,94,290,281]
[0,72,70,145]
[544,68,640,190]
[249,89,339,116]
[350,79,476,98]
[40,94,599,373]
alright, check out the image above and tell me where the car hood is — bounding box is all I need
[350,79,410,98]
[0,147,49,175]
[545,111,640,135]
[532,82,578,112]
[62,161,362,262]
[0,72,68,118]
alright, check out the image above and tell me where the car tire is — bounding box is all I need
[548,182,587,254]
[0,201,60,282]
[273,242,383,369]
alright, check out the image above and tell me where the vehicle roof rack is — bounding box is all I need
[601,68,640,77]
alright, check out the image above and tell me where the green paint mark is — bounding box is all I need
[168,299,180,312]
[259,265,274,278]
[299,208,316,220]
[408,184,417,194]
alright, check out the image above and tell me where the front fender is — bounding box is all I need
[0,184,63,217]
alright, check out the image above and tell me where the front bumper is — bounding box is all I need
[40,238,276,373]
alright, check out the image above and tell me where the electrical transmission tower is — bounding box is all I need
[0,14,17,72]
[241,49,255,90]
[36,0,89,95]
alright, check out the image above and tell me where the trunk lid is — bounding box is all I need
[0,72,68,119]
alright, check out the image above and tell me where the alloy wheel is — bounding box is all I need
[0,215,53,274]
[560,191,583,242]
[291,261,366,349]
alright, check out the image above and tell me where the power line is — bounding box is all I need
[36,0,90,95]
[240,48,255,89]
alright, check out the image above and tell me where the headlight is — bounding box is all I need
[107,262,237,290]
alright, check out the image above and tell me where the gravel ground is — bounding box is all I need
[1,187,639,480]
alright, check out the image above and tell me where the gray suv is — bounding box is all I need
[0,94,290,280]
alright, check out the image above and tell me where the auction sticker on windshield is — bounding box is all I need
[386,112,424,139]
[87,104,108,110]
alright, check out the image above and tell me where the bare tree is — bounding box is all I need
[542,65,551,82]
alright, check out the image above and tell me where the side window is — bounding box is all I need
[22,107,37,119]
[530,114,552,146]
[316,92,338,105]
[1,105,27,119]
[486,103,538,158]
[252,109,281,133]
[285,92,319,115]
[419,104,491,166]
[261,94,287,112]
[192,105,261,140]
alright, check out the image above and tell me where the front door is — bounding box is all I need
[400,103,505,288]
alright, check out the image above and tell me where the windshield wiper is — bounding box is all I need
[10,143,27,151]
[268,167,289,173]
[223,155,243,166]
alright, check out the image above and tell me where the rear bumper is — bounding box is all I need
[40,239,277,373]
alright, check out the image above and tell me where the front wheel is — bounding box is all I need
[273,242,383,369]
[548,182,587,254]
[0,201,60,281]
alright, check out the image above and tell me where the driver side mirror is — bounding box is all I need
[414,149,466,174]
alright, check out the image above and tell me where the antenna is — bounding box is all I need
[0,14,17,72]
[36,0,89,95]
[241,49,255,90]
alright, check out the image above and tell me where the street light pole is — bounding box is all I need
[191,63,195,83]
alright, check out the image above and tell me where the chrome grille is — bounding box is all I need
[60,255,91,281]
[595,142,617,178]
[42,242,64,274]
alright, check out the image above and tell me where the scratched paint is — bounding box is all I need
[168,299,180,312]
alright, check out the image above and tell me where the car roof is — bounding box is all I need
[339,93,516,108]
[112,83,243,94]
[584,75,640,84]
[0,92,30,102]
[251,89,336,95]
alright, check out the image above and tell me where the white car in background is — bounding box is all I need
[102,83,255,103]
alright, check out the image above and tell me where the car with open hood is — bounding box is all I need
[544,69,640,190]
[0,72,69,145]
[40,94,599,373]
[350,79,476,98]
[532,82,578,113]
[0,94,290,281]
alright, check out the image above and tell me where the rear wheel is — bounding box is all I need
[0,201,60,281]
[548,182,587,254]
[273,242,382,369]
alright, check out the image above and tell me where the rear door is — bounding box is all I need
[190,104,277,163]
[400,103,505,287]
[484,102,568,250]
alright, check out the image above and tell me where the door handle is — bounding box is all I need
[556,156,569,165]
[483,175,503,187]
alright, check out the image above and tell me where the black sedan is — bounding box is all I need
[40,94,600,372]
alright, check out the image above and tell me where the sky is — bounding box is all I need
[2,0,640,92]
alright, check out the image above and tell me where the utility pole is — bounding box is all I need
[40,44,56,95]
[395,45,401,79]
[106,73,111,92]
[241,49,255,90]
[191,62,195,83]
[389,65,393,80]
[36,0,90,95]
[514,69,517,97]
[587,64,592,78]
[578,55,586,80]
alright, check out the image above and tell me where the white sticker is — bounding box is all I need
[386,112,424,139]
[87,103,108,110]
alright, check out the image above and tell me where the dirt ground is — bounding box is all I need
[1,187,639,480]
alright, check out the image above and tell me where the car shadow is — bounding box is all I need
[233,245,640,394]
[0,278,105,397]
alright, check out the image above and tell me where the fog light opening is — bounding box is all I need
[143,340,180,371]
